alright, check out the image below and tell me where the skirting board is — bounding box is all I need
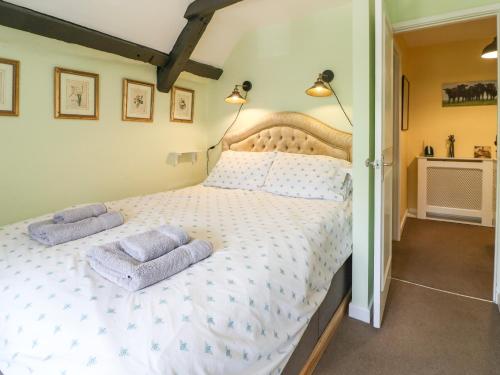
[348,299,372,324]
[400,209,408,237]
[299,290,351,375]
[407,208,417,218]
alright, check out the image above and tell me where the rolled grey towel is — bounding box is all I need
[53,203,107,224]
[29,211,124,246]
[120,224,190,262]
[87,239,213,291]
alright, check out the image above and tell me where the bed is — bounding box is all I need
[0,112,353,375]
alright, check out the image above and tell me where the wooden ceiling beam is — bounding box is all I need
[157,14,214,92]
[184,0,243,19]
[158,0,244,92]
[0,0,222,80]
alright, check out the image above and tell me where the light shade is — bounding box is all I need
[482,37,497,59]
[305,75,333,97]
[225,86,247,104]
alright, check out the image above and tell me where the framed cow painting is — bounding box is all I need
[442,80,497,107]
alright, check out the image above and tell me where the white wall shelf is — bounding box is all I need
[167,151,201,166]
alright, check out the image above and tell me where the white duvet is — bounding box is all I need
[0,185,352,375]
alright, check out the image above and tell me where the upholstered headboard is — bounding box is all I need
[222,112,352,162]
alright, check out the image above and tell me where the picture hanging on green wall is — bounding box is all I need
[122,79,155,122]
[170,86,194,123]
[54,67,99,120]
[0,57,20,117]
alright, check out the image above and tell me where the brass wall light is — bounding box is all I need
[206,80,253,174]
[481,37,497,59]
[306,69,353,127]
[225,81,253,104]
[306,70,334,97]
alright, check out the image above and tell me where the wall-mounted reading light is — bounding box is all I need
[481,37,497,59]
[225,81,252,104]
[306,70,335,97]
[306,69,353,127]
[206,80,253,174]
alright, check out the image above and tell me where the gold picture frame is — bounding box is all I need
[54,67,99,120]
[0,57,20,117]
[122,79,155,122]
[170,86,194,123]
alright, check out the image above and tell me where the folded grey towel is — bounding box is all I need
[88,239,213,291]
[120,224,191,262]
[29,211,124,246]
[53,203,107,224]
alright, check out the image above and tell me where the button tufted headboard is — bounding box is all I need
[222,112,352,161]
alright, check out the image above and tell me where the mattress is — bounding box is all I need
[0,185,352,375]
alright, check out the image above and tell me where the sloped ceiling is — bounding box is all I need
[5,0,350,67]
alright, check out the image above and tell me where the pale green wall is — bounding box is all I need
[0,26,210,226]
[206,2,353,156]
[351,0,375,315]
[204,2,377,311]
[387,0,499,24]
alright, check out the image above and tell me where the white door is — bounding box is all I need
[373,0,393,328]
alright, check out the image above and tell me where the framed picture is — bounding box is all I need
[442,80,497,107]
[0,57,20,116]
[54,67,99,120]
[474,146,492,159]
[122,79,155,122]
[170,86,194,123]
[401,75,410,131]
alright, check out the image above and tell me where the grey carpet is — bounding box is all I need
[315,280,500,375]
[392,218,494,300]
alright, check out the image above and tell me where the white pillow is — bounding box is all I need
[262,152,352,201]
[204,151,277,190]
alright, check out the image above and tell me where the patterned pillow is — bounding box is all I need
[262,152,352,201]
[204,151,277,190]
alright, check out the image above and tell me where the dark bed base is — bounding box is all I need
[282,256,352,375]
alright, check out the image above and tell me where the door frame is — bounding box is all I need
[373,0,394,328]
[388,6,500,304]
[392,46,402,241]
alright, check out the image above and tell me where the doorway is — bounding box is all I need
[391,16,498,302]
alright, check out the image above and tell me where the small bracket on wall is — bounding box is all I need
[167,151,200,166]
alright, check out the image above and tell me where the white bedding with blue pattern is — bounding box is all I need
[0,185,352,375]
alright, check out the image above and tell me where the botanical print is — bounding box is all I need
[65,79,89,110]
[123,79,154,121]
[474,146,492,159]
[442,81,497,107]
[129,86,149,115]
[0,58,18,115]
[171,86,194,123]
[175,92,191,118]
[0,68,4,105]
[55,68,98,119]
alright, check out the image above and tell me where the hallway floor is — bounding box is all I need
[314,280,500,375]
[314,217,498,375]
[392,217,495,300]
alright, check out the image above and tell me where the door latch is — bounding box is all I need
[365,158,381,168]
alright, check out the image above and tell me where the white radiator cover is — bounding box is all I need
[417,157,496,226]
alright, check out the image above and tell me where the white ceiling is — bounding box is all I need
[192,0,350,66]
[6,0,350,67]
[398,16,497,48]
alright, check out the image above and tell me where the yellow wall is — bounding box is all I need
[0,26,210,226]
[395,39,410,224]
[398,37,497,212]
